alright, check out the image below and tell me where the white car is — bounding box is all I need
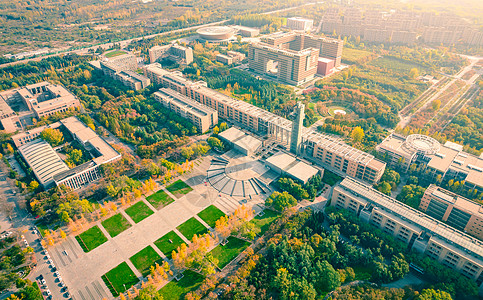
[48,259,53,264]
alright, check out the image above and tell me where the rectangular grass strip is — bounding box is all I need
[154,231,185,259]
[176,217,208,241]
[101,213,132,237]
[159,270,204,299]
[209,236,251,269]
[125,201,154,223]
[166,179,193,198]
[197,205,226,228]
[250,209,280,235]
[76,225,108,252]
[129,246,163,276]
[102,262,139,297]
[146,189,174,210]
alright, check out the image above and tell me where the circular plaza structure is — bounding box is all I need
[206,154,275,197]
[404,134,440,155]
[197,26,235,41]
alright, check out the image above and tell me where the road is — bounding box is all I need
[0,2,317,69]
[397,55,481,129]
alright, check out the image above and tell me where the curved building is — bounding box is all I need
[197,26,235,41]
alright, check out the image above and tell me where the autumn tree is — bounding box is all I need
[351,126,364,143]
[40,128,64,146]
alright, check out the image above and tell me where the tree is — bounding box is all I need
[417,289,453,300]
[266,191,297,211]
[212,126,219,135]
[409,68,419,79]
[351,127,364,143]
[67,149,83,164]
[207,137,223,150]
[40,128,64,146]
[181,147,194,160]
[315,260,341,293]
[28,181,39,192]
[376,181,392,195]
[396,184,426,208]
[432,99,441,111]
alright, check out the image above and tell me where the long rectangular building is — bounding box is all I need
[143,64,385,184]
[420,185,483,240]
[333,177,483,290]
[153,88,218,133]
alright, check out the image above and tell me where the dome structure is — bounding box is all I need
[403,134,441,155]
[197,26,235,41]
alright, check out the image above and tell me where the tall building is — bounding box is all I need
[332,177,483,290]
[290,102,304,155]
[248,42,319,85]
[0,82,81,132]
[419,185,483,240]
[287,17,314,31]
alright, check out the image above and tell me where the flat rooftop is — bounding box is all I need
[266,151,318,183]
[219,127,262,154]
[155,88,217,118]
[338,177,483,263]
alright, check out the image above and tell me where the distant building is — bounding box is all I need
[216,51,246,65]
[248,42,319,85]
[376,134,483,192]
[0,82,81,132]
[420,185,483,240]
[236,26,260,37]
[149,43,194,64]
[100,59,150,91]
[287,17,314,31]
[103,52,138,71]
[332,177,483,291]
[153,88,218,133]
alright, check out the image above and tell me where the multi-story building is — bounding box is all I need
[216,51,246,65]
[100,60,150,91]
[103,52,138,71]
[248,42,319,85]
[154,88,218,133]
[0,82,81,132]
[16,117,121,189]
[259,32,343,67]
[143,64,386,184]
[116,71,151,91]
[419,185,483,240]
[287,17,314,31]
[376,133,483,192]
[149,43,194,64]
[235,26,260,37]
[332,177,483,291]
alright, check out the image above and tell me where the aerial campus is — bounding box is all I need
[0,1,482,300]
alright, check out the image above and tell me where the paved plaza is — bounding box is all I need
[49,155,268,299]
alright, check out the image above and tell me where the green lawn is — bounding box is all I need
[250,210,280,236]
[342,48,374,64]
[176,217,208,241]
[353,265,373,281]
[159,270,204,299]
[101,213,132,238]
[129,246,163,276]
[370,56,427,74]
[197,205,226,228]
[209,236,251,269]
[166,180,193,198]
[125,201,154,223]
[104,49,126,58]
[154,231,185,259]
[146,190,174,210]
[102,262,139,297]
[75,226,108,252]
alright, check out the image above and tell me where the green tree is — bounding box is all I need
[28,181,39,192]
[376,181,392,195]
[67,149,83,164]
[266,191,297,211]
[40,128,64,146]
[417,289,453,300]
[315,260,341,293]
